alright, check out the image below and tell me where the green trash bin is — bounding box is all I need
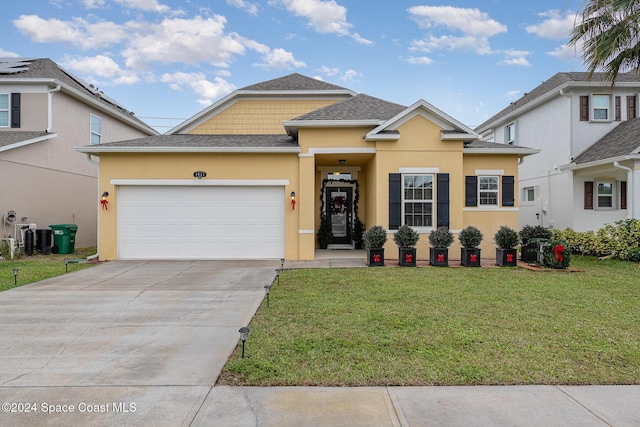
[49,224,78,254]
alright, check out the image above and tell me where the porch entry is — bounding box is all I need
[325,186,353,245]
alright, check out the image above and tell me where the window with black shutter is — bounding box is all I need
[502,176,515,207]
[580,95,589,121]
[465,176,478,207]
[10,93,20,128]
[584,181,594,210]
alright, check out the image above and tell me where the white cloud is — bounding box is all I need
[226,0,259,16]
[408,5,506,37]
[161,72,236,106]
[340,69,359,81]
[318,66,340,76]
[505,90,521,100]
[13,15,127,49]
[62,54,140,85]
[407,56,434,65]
[274,0,372,45]
[254,48,306,69]
[82,0,106,8]
[121,15,246,69]
[525,9,577,40]
[114,0,171,13]
[500,49,531,67]
[0,48,19,57]
[317,66,360,80]
[548,42,581,61]
[407,6,506,55]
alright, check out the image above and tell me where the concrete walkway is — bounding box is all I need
[0,257,638,426]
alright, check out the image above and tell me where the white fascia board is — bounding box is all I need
[442,132,477,141]
[169,89,356,135]
[463,147,540,156]
[111,179,290,186]
[0,133,57,153]
[364,133,400,141]
[559,155,640,171]
[75,146,301,154]
[283,119,382,128]
[307,147,376,155]
[366,99,476,141]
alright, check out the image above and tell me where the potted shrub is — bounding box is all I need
[458,226,483,267]
[540,239,571,269]
[393,224,420,266]
[428,226,454,267]
[363,225,387,266]
[352,217,364,249]
[317,215,333,249]
[519,225,551,262]
[494,226,519,267]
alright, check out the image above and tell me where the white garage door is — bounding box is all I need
[118,185,285,259]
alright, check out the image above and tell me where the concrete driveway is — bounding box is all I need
[0,260,278,426]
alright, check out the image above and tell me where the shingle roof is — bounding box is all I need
[0,131,51,148]
[239,73,351,92]
[291,94,406,121]
[476,72,640,131]
[573,118,640,164]
[464,140,539,155]
[83,134,297,150]
[0,58,154,133]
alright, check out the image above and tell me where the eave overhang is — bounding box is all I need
[559,154,640,171]
[74,146,301,155]
[0,132,57,153]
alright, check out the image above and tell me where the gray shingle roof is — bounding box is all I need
[573,118,640,164]
[291,94,406,121]
[476,72,640,131]
[89,134,296,149]
[0,131,51,148]
[0,58,154,132]
[239,73,351,92]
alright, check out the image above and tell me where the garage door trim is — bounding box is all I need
[112,179,290,187]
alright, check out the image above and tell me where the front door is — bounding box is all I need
[325,187,353,245]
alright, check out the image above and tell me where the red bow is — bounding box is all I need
[470,254,477,263]
[100,199,108,210]
[553,245,565,262]
[373,254,381,263]
[437,254,445,262]
[506,253,514,263]
[405,253,413,263]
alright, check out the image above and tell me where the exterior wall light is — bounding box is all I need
[290,191,296,210]
[238,327,250,358]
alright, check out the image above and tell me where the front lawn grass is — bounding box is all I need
[0,247,97,291]
[219,256,640,386]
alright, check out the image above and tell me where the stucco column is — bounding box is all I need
[298,154,316,260]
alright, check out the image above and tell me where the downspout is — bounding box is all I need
[559,89,573,160]
[614,161,633,219]
[47,85,61,132]
[85,154,100,261]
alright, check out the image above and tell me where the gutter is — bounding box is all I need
[47,84,61,132]
[613,161,633,219]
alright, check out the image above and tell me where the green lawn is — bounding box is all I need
[0,247,97,291]
[219,256,640,386]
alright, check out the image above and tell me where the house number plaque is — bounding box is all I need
[193,170,207,179]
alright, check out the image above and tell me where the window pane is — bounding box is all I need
[593,95,609,108]
[0,94,8,109]
[598,182,613,195]
[91,115,102,133]
[0,112,8,127]
[598,196,613,208]
[593,109,608,120]
[90,133,101,145]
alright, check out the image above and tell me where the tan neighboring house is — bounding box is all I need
[77,73,538,261]
[0,58,157,252]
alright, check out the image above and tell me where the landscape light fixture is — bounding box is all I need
[12,268,18,286]
[264,284,272,307]
[280,258,285,269]
[65,259,68,273]
[275,268,281,286]
[238,327,250,358]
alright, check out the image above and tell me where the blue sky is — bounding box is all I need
[2,0,584,132]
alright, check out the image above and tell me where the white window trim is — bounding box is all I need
[591,94,612,122]
[521,186,537,205]
[0,93,9,128]
[595,180,616,210]
[402,173,435,231]
[478,175,499,206]
[90,114,102,145]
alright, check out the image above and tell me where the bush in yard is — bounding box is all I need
[393,224,420,248]
[458,226,483,248]
[540,239,571,269]
[363,225,388,249]
[428,226,454,248]
[551,219,640,261]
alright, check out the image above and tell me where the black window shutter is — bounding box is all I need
[627,96,636,119]
[615,96,621,121]
[389,173,402,230]
[502,176,515,207]
[584,181,594,210]
[621,181,627,209]
[465,176,478,207]
[10,93,20,128]
[436,173,450,228]
[580,96,589,121]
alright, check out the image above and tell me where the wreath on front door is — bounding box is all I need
[331,196,347,215]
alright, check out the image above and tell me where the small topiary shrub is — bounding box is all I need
[494,226,519,249]
[458,226,483,248]
[519,225,552,246]
[393,225,420,248]
[363,225,388,249]
[428,226,454,248]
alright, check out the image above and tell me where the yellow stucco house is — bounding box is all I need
[76,74,538,261]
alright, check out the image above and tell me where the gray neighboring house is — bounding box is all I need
[0,58,157,251]
[476,72,640,232]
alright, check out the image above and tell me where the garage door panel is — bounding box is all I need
[118,186,284,259]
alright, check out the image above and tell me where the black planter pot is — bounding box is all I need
[461,248,481,267]
[496,248,518,267]
[367,248,385,267]
[429,247,449,267]
[398,247,417,266]
[520,243,538,262]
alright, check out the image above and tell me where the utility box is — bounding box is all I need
[49,224,78,254]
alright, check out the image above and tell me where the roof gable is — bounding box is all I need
[573,118,640,165]
[239,73,351,92]
[292,94,406,122]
